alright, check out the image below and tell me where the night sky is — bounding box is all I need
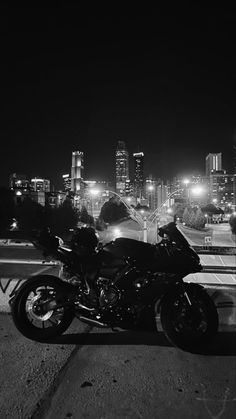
[1,7,236,190]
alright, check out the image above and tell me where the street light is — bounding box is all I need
[191,186,205,196]
[145,185,205,241]
[90,188,100,196]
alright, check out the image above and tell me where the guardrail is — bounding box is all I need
[0,259,59,265]
[192,245,236,256]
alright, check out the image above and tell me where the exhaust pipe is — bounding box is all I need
[76,302,97,312]
[77,315,108,328]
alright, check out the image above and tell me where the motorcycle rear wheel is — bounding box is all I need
[11,275,75,342]
[160,284,219,350]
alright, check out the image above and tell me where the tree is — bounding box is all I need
[80,206,89,223]
[194,208,206,230]
[49,198,79,237]
[189,209,197,228]
[182,207,191,226]
[173,202,186,220]
[201,203,224,215]
[99,197,129,224]
[0,187,16,233]
[16,197,45,233]
[79,206,95,226]
[134,203,149,211]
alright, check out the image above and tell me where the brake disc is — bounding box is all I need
[27,294,54,321]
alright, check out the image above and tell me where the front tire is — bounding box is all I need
[160,284,219,350]
[11,275,74,341]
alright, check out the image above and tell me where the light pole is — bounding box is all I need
[145,185,205,242]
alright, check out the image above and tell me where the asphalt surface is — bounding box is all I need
[0,314,91,418]
[0,315,236,419]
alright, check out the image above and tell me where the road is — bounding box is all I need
[177,224,236,286]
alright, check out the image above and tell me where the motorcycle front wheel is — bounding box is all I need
[11,275,75,342]
[160,284,219,350]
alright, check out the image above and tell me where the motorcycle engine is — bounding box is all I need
[99,285,121,308]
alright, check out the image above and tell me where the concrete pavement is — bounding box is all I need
[0,314,92,418]
[0,315,235,419]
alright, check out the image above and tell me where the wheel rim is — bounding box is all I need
[171,298,208,336]
[24,285,65,330]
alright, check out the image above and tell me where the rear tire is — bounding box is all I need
[160,284,219,350]
[11,275,74,342]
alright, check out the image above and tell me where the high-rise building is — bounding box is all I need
[145,176,158,210]
[206,153,222,176]
[115,140,129,195]
[71,151,84,194]
[62,174,71,192]
[133,152,144,200]
[31,177,50,192]
[9,173,30,190]
[209,172,235,210]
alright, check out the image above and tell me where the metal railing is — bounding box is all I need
[0,246,235,273]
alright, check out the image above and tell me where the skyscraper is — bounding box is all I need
[133,152,144,200]
[115,140,129,195]
[71,151,84,194]
[205,153,222,176]
[209,172,235,209]
[31,177,50,192]
[62,174,71,192]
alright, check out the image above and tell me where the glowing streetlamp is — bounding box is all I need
[191,186,204,196]
[89,188,100,196]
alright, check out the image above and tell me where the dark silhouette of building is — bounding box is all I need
[115,140,129,195]
[133,152,144,201]
[71,151,84,195]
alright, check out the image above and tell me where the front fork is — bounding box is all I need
[178,282,204,326]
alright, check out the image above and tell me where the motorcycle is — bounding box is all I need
[10,222,219,350]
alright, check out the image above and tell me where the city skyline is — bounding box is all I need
[6,147,234,192]
[1,8,235,189]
